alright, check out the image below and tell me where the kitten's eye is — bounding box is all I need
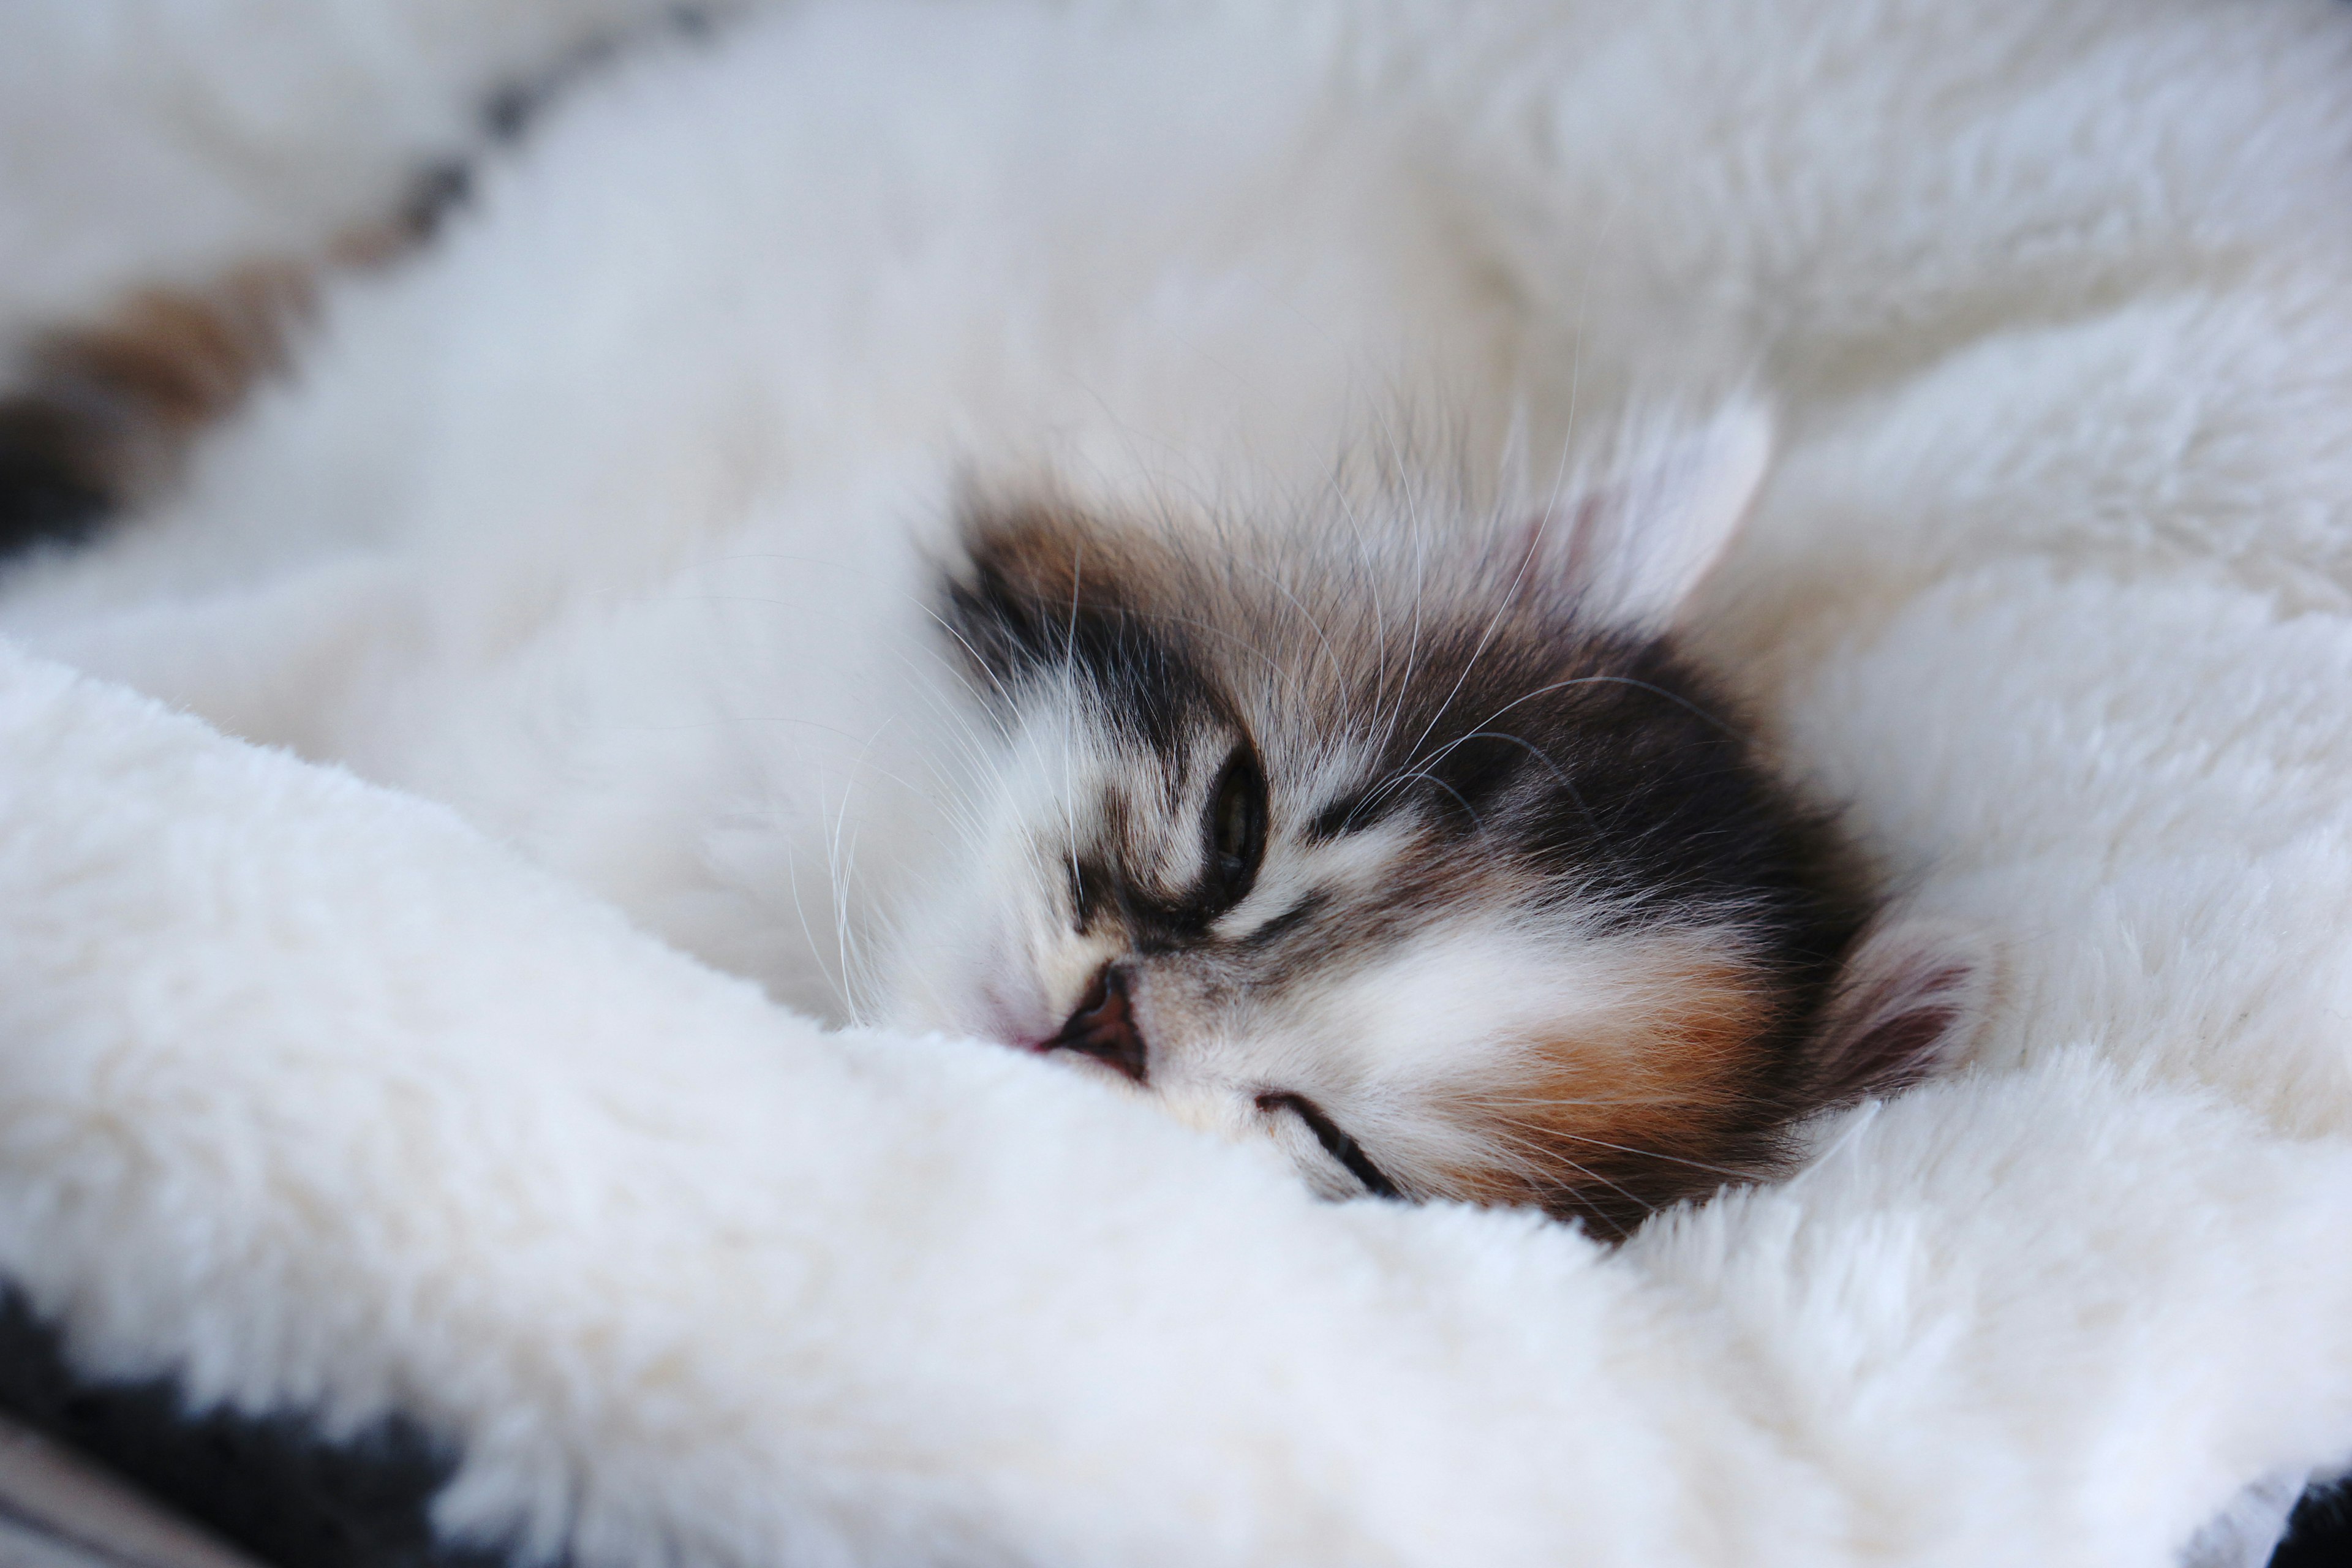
[1206,747,1268,908]
[1256,1091,1400,1200]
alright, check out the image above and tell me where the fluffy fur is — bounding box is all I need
[6,0,2352,1563]
[11,6,1988,1227]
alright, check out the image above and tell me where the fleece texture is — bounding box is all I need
[7,1,2352,1564]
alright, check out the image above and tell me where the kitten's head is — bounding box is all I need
[886,410,1984,1232]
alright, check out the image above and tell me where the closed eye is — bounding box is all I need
[1204,745,1268,910]
[1255,1091,1400,1199]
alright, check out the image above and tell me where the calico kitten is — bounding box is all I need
[0,252,1980,1240]
[0,243,1981,1232]
[886,410,1985,1233]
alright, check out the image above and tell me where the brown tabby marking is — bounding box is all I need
[17,263,314,495]
[0,176,459,541]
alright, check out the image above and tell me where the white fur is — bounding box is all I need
[7,0,2352,1562]
[0,0,768,353]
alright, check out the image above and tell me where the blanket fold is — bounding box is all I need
[6,643,2351,1566]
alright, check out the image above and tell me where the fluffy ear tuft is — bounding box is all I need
[1516,402,1773,631]
[1803,917,1993,1109]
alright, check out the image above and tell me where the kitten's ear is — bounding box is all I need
[1517,402,1773,631]
[1803,917,1994,1108]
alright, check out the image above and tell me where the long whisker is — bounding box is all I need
[1392,484,1549,772]
[1477,1115,1761,1183]
[1404,726,1606,839]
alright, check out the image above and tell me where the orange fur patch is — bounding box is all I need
[1422,938,1784,1230]
[36,263,312,439]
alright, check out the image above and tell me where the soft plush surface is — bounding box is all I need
[6,1,2352,1564]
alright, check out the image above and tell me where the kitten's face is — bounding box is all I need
[884,415,1981,1231]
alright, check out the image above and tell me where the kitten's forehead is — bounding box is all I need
[944,481,1860,941]
[945,492,1752,924]
[944,489,1629,736]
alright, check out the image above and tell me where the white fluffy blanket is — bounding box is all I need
[7,2,2352,1564]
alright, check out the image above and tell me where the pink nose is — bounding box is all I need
[1043,965,1147,1083]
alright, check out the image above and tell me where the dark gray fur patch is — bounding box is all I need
[2274,1477,2352,1567]
[0,1289,522,1568]
[0,398,115,556]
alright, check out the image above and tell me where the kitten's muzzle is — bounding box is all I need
[1042,963,1147,1084]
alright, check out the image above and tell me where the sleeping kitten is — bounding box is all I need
[0,260,1982,1232]
[0,0,1985,1233]
[885,410,1985,1233]
[0,246,1981,1236]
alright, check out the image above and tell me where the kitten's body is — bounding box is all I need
[0,1,1979,1227]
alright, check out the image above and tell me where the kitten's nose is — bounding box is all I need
[1044,964,1147,1084]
